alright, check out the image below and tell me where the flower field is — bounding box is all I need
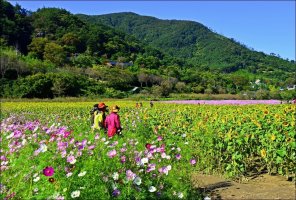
[1,101,295,199]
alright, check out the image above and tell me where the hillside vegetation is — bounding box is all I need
[1,0,295,99]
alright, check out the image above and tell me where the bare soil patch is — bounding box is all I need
[192,173,295,199]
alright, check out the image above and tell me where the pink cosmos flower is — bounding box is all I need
[120,155,126,163]
[157,136,163,141]
[190,159,196,165]
[43,166,54,176]
[147,163,156,172]
[176,154,181,160]
[88,145,95,150]
[13,130,22,138]
[67,155,76,164]
[107,149,117,158]
[126,170,136,181]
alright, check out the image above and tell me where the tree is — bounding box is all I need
[44,42,66,66]
[28,37,49,59]
[175,81,186,93]
[137,73,149,87]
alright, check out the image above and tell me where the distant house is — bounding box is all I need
[287,85,296,90]
[105,61,133,68]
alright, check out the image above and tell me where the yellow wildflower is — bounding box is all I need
[261,149,267,158]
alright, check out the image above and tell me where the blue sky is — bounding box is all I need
[9,1,296,60]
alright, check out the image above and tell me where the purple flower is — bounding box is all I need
[43,166,54,176]
[112,189,120,197]
[147,163,156,172]
[176,154,181,160]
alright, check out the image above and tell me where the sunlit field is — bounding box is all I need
[1,101,295,199]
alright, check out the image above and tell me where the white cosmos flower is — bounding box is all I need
[177,192,184,199]
[71,190,80,198]
[33,173,38,178]
[33,176,40,182]
[6,132,14,139]
[78,171,87,177]
[104,141,110,145]
[181,134,186,138]
[140,157,148,165]
[66,172,73,178]
[148,186,156,192]
[167,165,172,170]
[112,172,119,180]
[22,139,27,145]
[133,176,142,186]
[39,144,47,152]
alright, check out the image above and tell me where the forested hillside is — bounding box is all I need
[1,0,295,99]
[78,12,295,73]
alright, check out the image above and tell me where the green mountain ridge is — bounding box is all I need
[77,12,295,73]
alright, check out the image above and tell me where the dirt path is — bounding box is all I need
[191,173,295,199]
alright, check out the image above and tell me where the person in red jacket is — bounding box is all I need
[105,105,122,138]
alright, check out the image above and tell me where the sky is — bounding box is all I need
[9,1,296,61]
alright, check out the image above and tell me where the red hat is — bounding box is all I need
[98,102,107,109]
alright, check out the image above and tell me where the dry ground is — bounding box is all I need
[192,173,295,200]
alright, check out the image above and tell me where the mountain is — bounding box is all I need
[77,12,295,74]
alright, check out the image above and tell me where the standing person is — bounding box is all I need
[105,105,122,138]
[92,102,108,131]
[150,101,154,108]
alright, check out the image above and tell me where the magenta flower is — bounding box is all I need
[43,166,54,176]
[63,131,71,138]
[190,159,196,165]
[145,143,151,150]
